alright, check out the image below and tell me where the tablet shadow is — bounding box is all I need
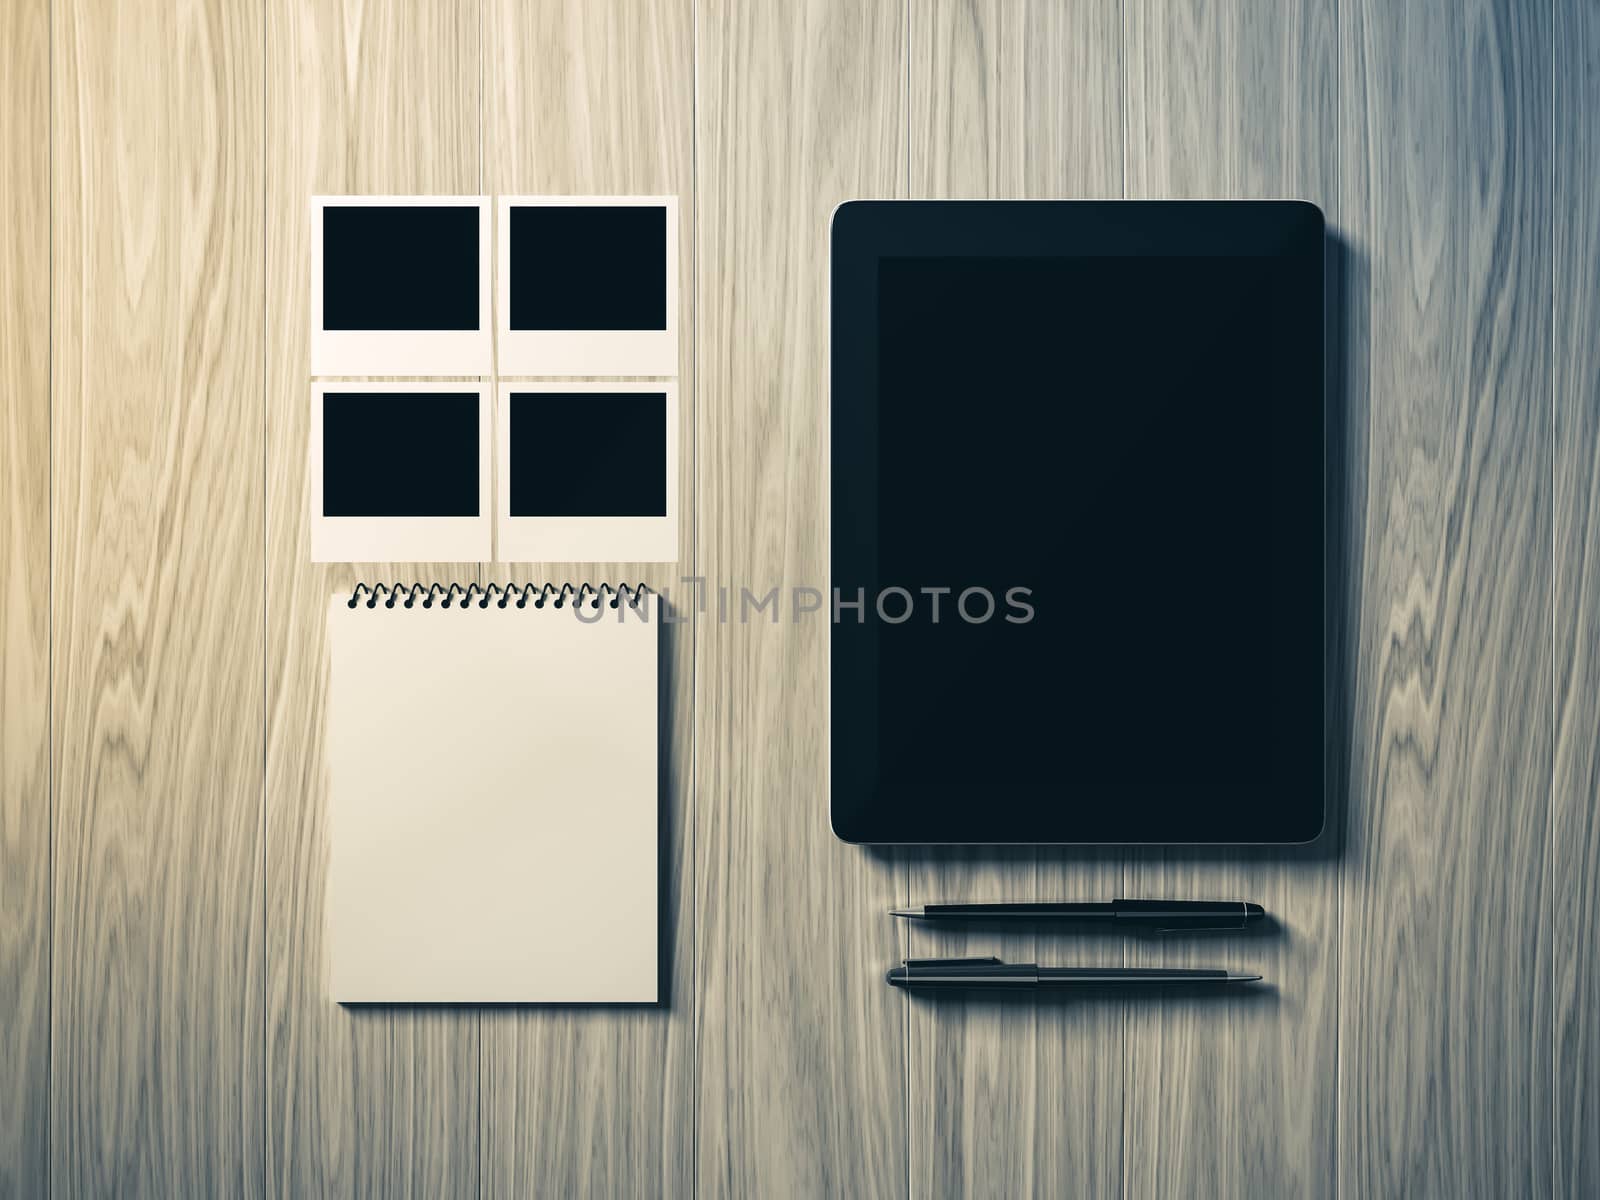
[861,228,1370,867]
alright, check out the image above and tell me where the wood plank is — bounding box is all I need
[0,0,51,1193]
[264,2,481,1195]
[904,3,1124,1197]
[1120,5,1342,1197]
[910,0,1122,198]
[477,1,695,1193]
[49,0,267,1192]
[1336,0,1552,1194]
[693,2,908,1194]
[1554,0,1600,1194]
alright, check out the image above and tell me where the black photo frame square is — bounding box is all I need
[496,196,679,377]
[496,382,679,562]
[310,196,491,376]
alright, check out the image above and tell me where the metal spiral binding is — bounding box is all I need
[347,582,651,610]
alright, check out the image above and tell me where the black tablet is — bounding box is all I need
[829,200,1325,843]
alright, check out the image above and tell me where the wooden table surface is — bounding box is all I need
[4,0,1597,1196]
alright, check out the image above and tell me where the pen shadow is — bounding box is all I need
[859,229,1368,870]
[899,981,1281,1011]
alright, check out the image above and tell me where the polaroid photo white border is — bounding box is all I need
[311,196,491,376]
[311,382,492,563]
[497,381,679,563]
[496,196,679,377]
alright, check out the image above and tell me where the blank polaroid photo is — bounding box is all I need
[311,196,491,376]
[311,383,491,562]
[496,197,678,376]
[497,382,678,562]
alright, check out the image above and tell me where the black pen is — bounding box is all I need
[885,957,1262,988]
[890,898,1266,931]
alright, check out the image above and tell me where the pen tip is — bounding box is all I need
[889,907,922,918]
[1229,972,1263,983]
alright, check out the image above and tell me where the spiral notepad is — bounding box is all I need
[327,582,658,1003]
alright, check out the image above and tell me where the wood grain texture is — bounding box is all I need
[264,1,481,1195]
[20,2,1600,1194]
[692,2,908,1195]
[49,0,267,1192]
[1121,5,1343,1197]
[909,0,1122,199]
[478,1,695,1193]
[904,4,1124,1197]
[1336,0,1552,1195]
[1554,0,1600,1195]
[0,0,50,1194]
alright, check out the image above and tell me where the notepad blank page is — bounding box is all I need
[326,597,657,1002]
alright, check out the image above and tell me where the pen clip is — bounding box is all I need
[1115,899,1253,932]
[902,957,1003,968]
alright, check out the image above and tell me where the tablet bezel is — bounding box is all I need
[827,199,1327,845]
